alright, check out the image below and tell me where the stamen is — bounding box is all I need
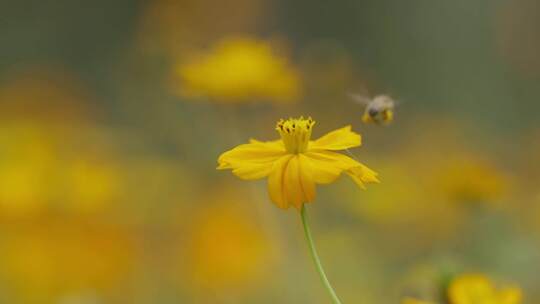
[275,116,315,153]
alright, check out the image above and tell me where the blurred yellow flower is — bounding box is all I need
[401,119,509,206]
[66,158,123,213]
[182,190,278,293]
[402,274,522,304]
[175,37,302,103]
[218,117,378,209]
[0,67,123,218]
[0,124,56,217]
[0,219,136,302]
[0,123,124,218]
[448,274,522,304]
[436,158,507,205]
[341,162,463,245]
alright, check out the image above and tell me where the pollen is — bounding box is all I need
[276,117,315,153]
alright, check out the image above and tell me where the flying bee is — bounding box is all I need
[349,93,396,125]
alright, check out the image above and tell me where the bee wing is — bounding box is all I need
[392,99,403,107]
[348,93,371,105]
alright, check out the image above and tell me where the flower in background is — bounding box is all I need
[340,162,462,244]
[434,157,507,206]
[218,117,378,209]
[449,274,522,304]
[403,273,522,304]
[65,157,123,213]
[0,124,56,217]
[181,189,279,294]
[399,119,509,207]
[0,122,124,218]
[0,68,123,218]
[0,218,136,303]
[174,37,302,103]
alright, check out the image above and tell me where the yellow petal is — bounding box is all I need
[449,274,493,304]
[302,152,344,184]
[346,163,380,189]
[232,163,275,180]
[298,154,316,203]
[283,156,304,209]
[304,151,378,188]
[267,155,293,209]
[309,125,361,151]
[217,140,286,180]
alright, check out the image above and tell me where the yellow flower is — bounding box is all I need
[175,37,302,103]
[218,117,379,209]
[448,274,522,304]
[182,198,278,292]
[436,158,507,205]
[0,218,136,302]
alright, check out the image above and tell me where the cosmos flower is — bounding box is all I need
[218,117,378,209]
[175,37,302,103]
[181,192,278,293]
[403,273,522,304]
[0,218,135,303]
[436,158,507,205]
[449,274,522,304]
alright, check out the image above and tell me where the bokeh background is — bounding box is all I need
[1,0,540,303]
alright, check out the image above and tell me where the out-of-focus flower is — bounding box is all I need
[345,163,424,224]
[174,37,302,103]
[400,119,509,206]
[0,218,136,303]
[0,123,124,218]
[218,117,378,209]
[65,158,123,213]
[0,124,56,217]
[0,68,123,218]
[138,0,268,56]
[403,274,522,304]
[448,274,522,304]
[342,162,462,241]
[181,189,279,293]
[434,157,507,205]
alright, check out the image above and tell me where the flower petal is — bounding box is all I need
[231,163,275,180]
[298,154,316,203]
[267,155,293,208]
[309,125,361,151]
[217,140,286,180]
[304,150,378,188]
[346,164,380,189]
[283,156,304,209]
[302,152,345,184]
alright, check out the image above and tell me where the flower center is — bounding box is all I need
[276,117,315,153]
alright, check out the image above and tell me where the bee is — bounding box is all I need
[349,93,396,125]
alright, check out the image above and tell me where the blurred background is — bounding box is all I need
[1,0,539,303]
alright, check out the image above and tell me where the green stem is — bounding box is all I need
[301,205,343,304]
